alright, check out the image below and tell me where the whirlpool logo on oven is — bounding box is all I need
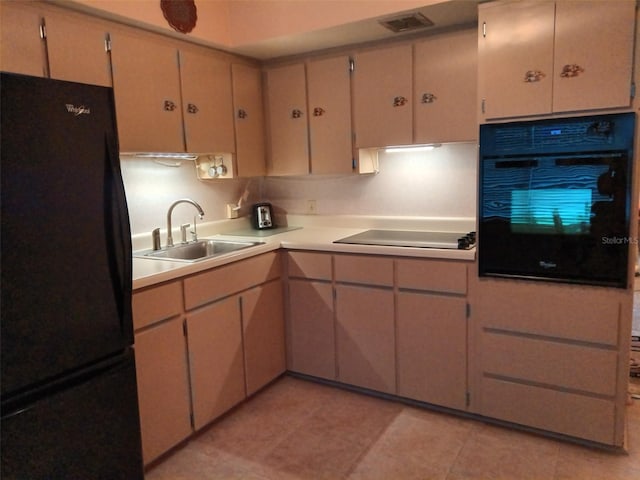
[65,104,91,116]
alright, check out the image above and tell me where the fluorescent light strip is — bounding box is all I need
[384,144,441,153]
[132,153,199,161]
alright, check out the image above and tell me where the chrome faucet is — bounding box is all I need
[166,198,205,247]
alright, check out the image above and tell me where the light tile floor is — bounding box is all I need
[146,376,640,480]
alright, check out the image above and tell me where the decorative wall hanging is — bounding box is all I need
[161,0,198,34]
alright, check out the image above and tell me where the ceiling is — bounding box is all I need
[235,1,481,60]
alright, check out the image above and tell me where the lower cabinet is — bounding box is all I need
[133,253,284,465]
[186,296,246,431]
[242,280,286,396]
[396,292,467,410]
[288,279,336,380]
[134,317,192,465]
[335,284,395,394]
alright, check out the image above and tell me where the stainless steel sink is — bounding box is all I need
[134,239,264,263]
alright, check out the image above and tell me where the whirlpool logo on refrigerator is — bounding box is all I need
[65,104,91,116]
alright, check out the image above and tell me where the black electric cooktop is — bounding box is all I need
[334,230,476,250]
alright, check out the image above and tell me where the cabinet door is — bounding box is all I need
[288,279,335,380]
[180,47,235,153]
[552,0,634,113]
[478,1,555,120]
[135,317,191,465]
[397,292,467,410]
[45,10,112,87]
[335,285,395,393]
[414,28,478,143]
[307,56,353,174]
[186,296,246,431]
[242,280,286,396]
[0,1,46,77]
[265,63,309,175]
[353,44,412,148]
[110,29,183,152]
[232,63,266,177]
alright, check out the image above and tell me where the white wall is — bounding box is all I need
[121,142,477,236]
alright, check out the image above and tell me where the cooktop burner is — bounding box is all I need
[334,230,476,250]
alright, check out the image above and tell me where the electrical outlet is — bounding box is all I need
[306,199,317,214]
[226,203,239,219]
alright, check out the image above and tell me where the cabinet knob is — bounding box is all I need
[313,107,326,117]
[560,64,584,78]
[187,103,199,114]
[421,93,437,104]
[238,109,248,119]
[291,109,304,119]
[523,70,546,82]
[164,100,177,111]
[393,96,408,107]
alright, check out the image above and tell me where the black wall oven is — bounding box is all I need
[478,112,635,288]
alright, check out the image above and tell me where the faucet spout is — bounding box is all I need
[166,198,205,247]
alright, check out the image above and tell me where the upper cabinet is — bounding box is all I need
[45,9,112,87]
[307,56,354,175]
[110,29,184,153]
[232,64,267,177]
[0,1,46,77]
[0,2,111,86]
[265,63,309,176]
[265,56,361,176]
[110,28,238,155]
[352,29,478,148]
[179,46,235,154]
[478,0,635,121]
[353,44,413,149]
[414,28,478,144]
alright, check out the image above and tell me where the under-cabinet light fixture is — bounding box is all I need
[132,152,199,161]
[383,144,442,153]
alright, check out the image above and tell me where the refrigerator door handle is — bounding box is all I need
[104,133,133,342]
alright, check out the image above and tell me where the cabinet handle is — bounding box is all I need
[313,107,326,117]
[421,93,437,104]
[393,96,408,107]
[164,100,177,111]
[238,108,248,119]
[187,103,199,114]
[560,64,584,78]
[523,70,546,83]
[291,109,304,119]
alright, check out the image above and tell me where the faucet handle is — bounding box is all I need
[180,223,190,244]
[152,228,161,250]
[191,215,198,242]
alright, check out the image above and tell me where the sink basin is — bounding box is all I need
[134,239,264,263]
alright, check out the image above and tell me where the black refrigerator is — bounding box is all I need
[1,72,144,479]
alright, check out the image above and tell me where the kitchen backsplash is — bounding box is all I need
[120,142,478,236]
[265,142,478,218]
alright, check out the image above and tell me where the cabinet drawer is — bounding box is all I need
[287,251,332,280]
[184,252,280,310]
[482,332,617,396]
[133,281,183,330]
[396,258,467,294]
[475,280,621,346]
[334,254,393,287]
[481,377,615,445]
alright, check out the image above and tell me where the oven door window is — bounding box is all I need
[478,152,631,288]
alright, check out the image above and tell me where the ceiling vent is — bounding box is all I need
[379,13,434,33]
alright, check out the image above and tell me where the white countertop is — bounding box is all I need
[132,214,477,290]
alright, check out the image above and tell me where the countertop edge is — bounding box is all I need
[132,225,476,290]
